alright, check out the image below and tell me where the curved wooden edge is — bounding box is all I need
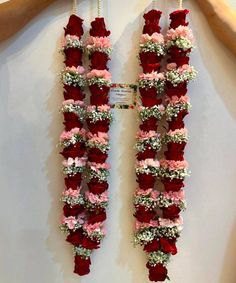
[196,0,236,57]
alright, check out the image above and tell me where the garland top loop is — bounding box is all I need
[98,0,102,17]
[178,0,183,10]
[72,0,77,15]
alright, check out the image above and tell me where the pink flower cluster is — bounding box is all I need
[61,215,85,230]
[88,162,110,172]
[83,222,106,236]
[160,159,188,170]
[62,188,81,198]
[87,69,112,81]
[166,95,190,105]
[87,104,111,113]
[136,130,160,140]
[62,99,84,106]
[167,128,188,137]
[140,32,164,44]
[139,71,165,81]
[135,188,160,199]
[166,63,194,74]
[166,26,194,43]
[87,132,109,144]
[135,220,159,231]
[86,36,111,49]
[159,216,183,227]
[60,128,86,141]
[63,157,87,168]
[86,191,108,204]
[136,159,160,169]
[162,190,185,202]
[138,104,165,113]
[62,35,80,48]
[65,66,85,74]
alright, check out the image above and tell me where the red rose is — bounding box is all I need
[170,9,189,29]
[64,85,85,101]
[88,181,108,194]
[147,263,168,282]
[66,230,84,245]
[162,205,181,220]
[64,15,84,37]
[162,178,184,192]
[63,204,84,217]
[61,143,86,159]
[137,148,156,161]
[135,206,156,223]
[168,110,188,131]
[87,119,110,134]
[171,56,190,67]
[166,82,188,98]
[64,120,83,131]
[139,117,158,132]
[160,238,177,255]
[144,239,159,252]
[64,48,83,67]
[167,142,186,153]
[167,46,189,58]
[74,255,91,276]
[90,51,109,70]
[143,10,162,35]
[87,210,107,224]
[82,236,100,250]
[90,17,111,37]
[64,174,82,190]
[140,52,161,67]
[88,148,108,163]
[137,173,156,190]
[141,63,161,73]
[164,149,184,161]
[89,84,110,96]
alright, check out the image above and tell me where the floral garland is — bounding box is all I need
[59,14,94,276]
[77,17,112,275]
[134,9,169,282]
[134,8,197,282]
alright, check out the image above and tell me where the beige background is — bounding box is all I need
[0,0,236,283]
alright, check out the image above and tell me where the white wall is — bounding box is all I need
[0,1,236,283]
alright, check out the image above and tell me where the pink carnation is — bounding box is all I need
[65,66,85,74]
[160,159,188,170]
[139,71,165,81]
[166,26,194,43]
[62,188,81,198]
[88,162,110,171]
[135,220,159,231]
[166,95,190,105]
[137,159,160,168]
[83,222,106,235]
[86,36,111,49]
[87,132,109,144]
[140,32,164,44]
[162,190,185,201]
[166,63,177,71]
[167,128,188,137]
[159,216,183,227]
[63,157,87,167]
[87,69,112,81]
[86,191,108,204]
[136,130,159,139]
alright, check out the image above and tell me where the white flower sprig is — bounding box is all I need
[138,104,165,121]
[162,128,189,144]
[86,105,112,123]
[138,72,165,93]
[62,157,87,176]
[135,131,162,152]
[61,35,83,51]
[61,99,86,121]
[61,66,86,87]
[136,159,160,176]
[166,26,194,51]
[140,33,166,56]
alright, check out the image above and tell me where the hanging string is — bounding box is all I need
[178,0,183,10]
[98,0,102,17]
[72,0,77,15]
[152,0,158,9]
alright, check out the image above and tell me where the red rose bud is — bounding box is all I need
[162,178,184,192]
[61,143,86,159]
[170,9,189,29]
[160,238,177,255]
[171,56,190,67]
[143,10,162,35]
[87,211,107,224]
[64,120,83,131]
[74,255,91,276]
[137,148,156,161]
[167,142,186,152]
[87,119,110,134]
[88,180,108,194]
[64,174,82,190]
[88,148,108,163]
[64,15,84,37]
[90,17,111,37]
[82,236,100,250]
[141,63,161,74]
[66,230,84,245]
[140,52,161,66]
[135,206,156,223]
[64,48,83,67]
[147,263,168,282]
[144,239,159,252]
[162,205,181,220]
[89,84,110,96]
[63,204,84,217]
[140,117,158,132]
[168,110,188,131]
[164,149,184,161]
[137,173,156,190]
[64,85,85,101]
[90,51,109,70]
[166,82,188,98]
